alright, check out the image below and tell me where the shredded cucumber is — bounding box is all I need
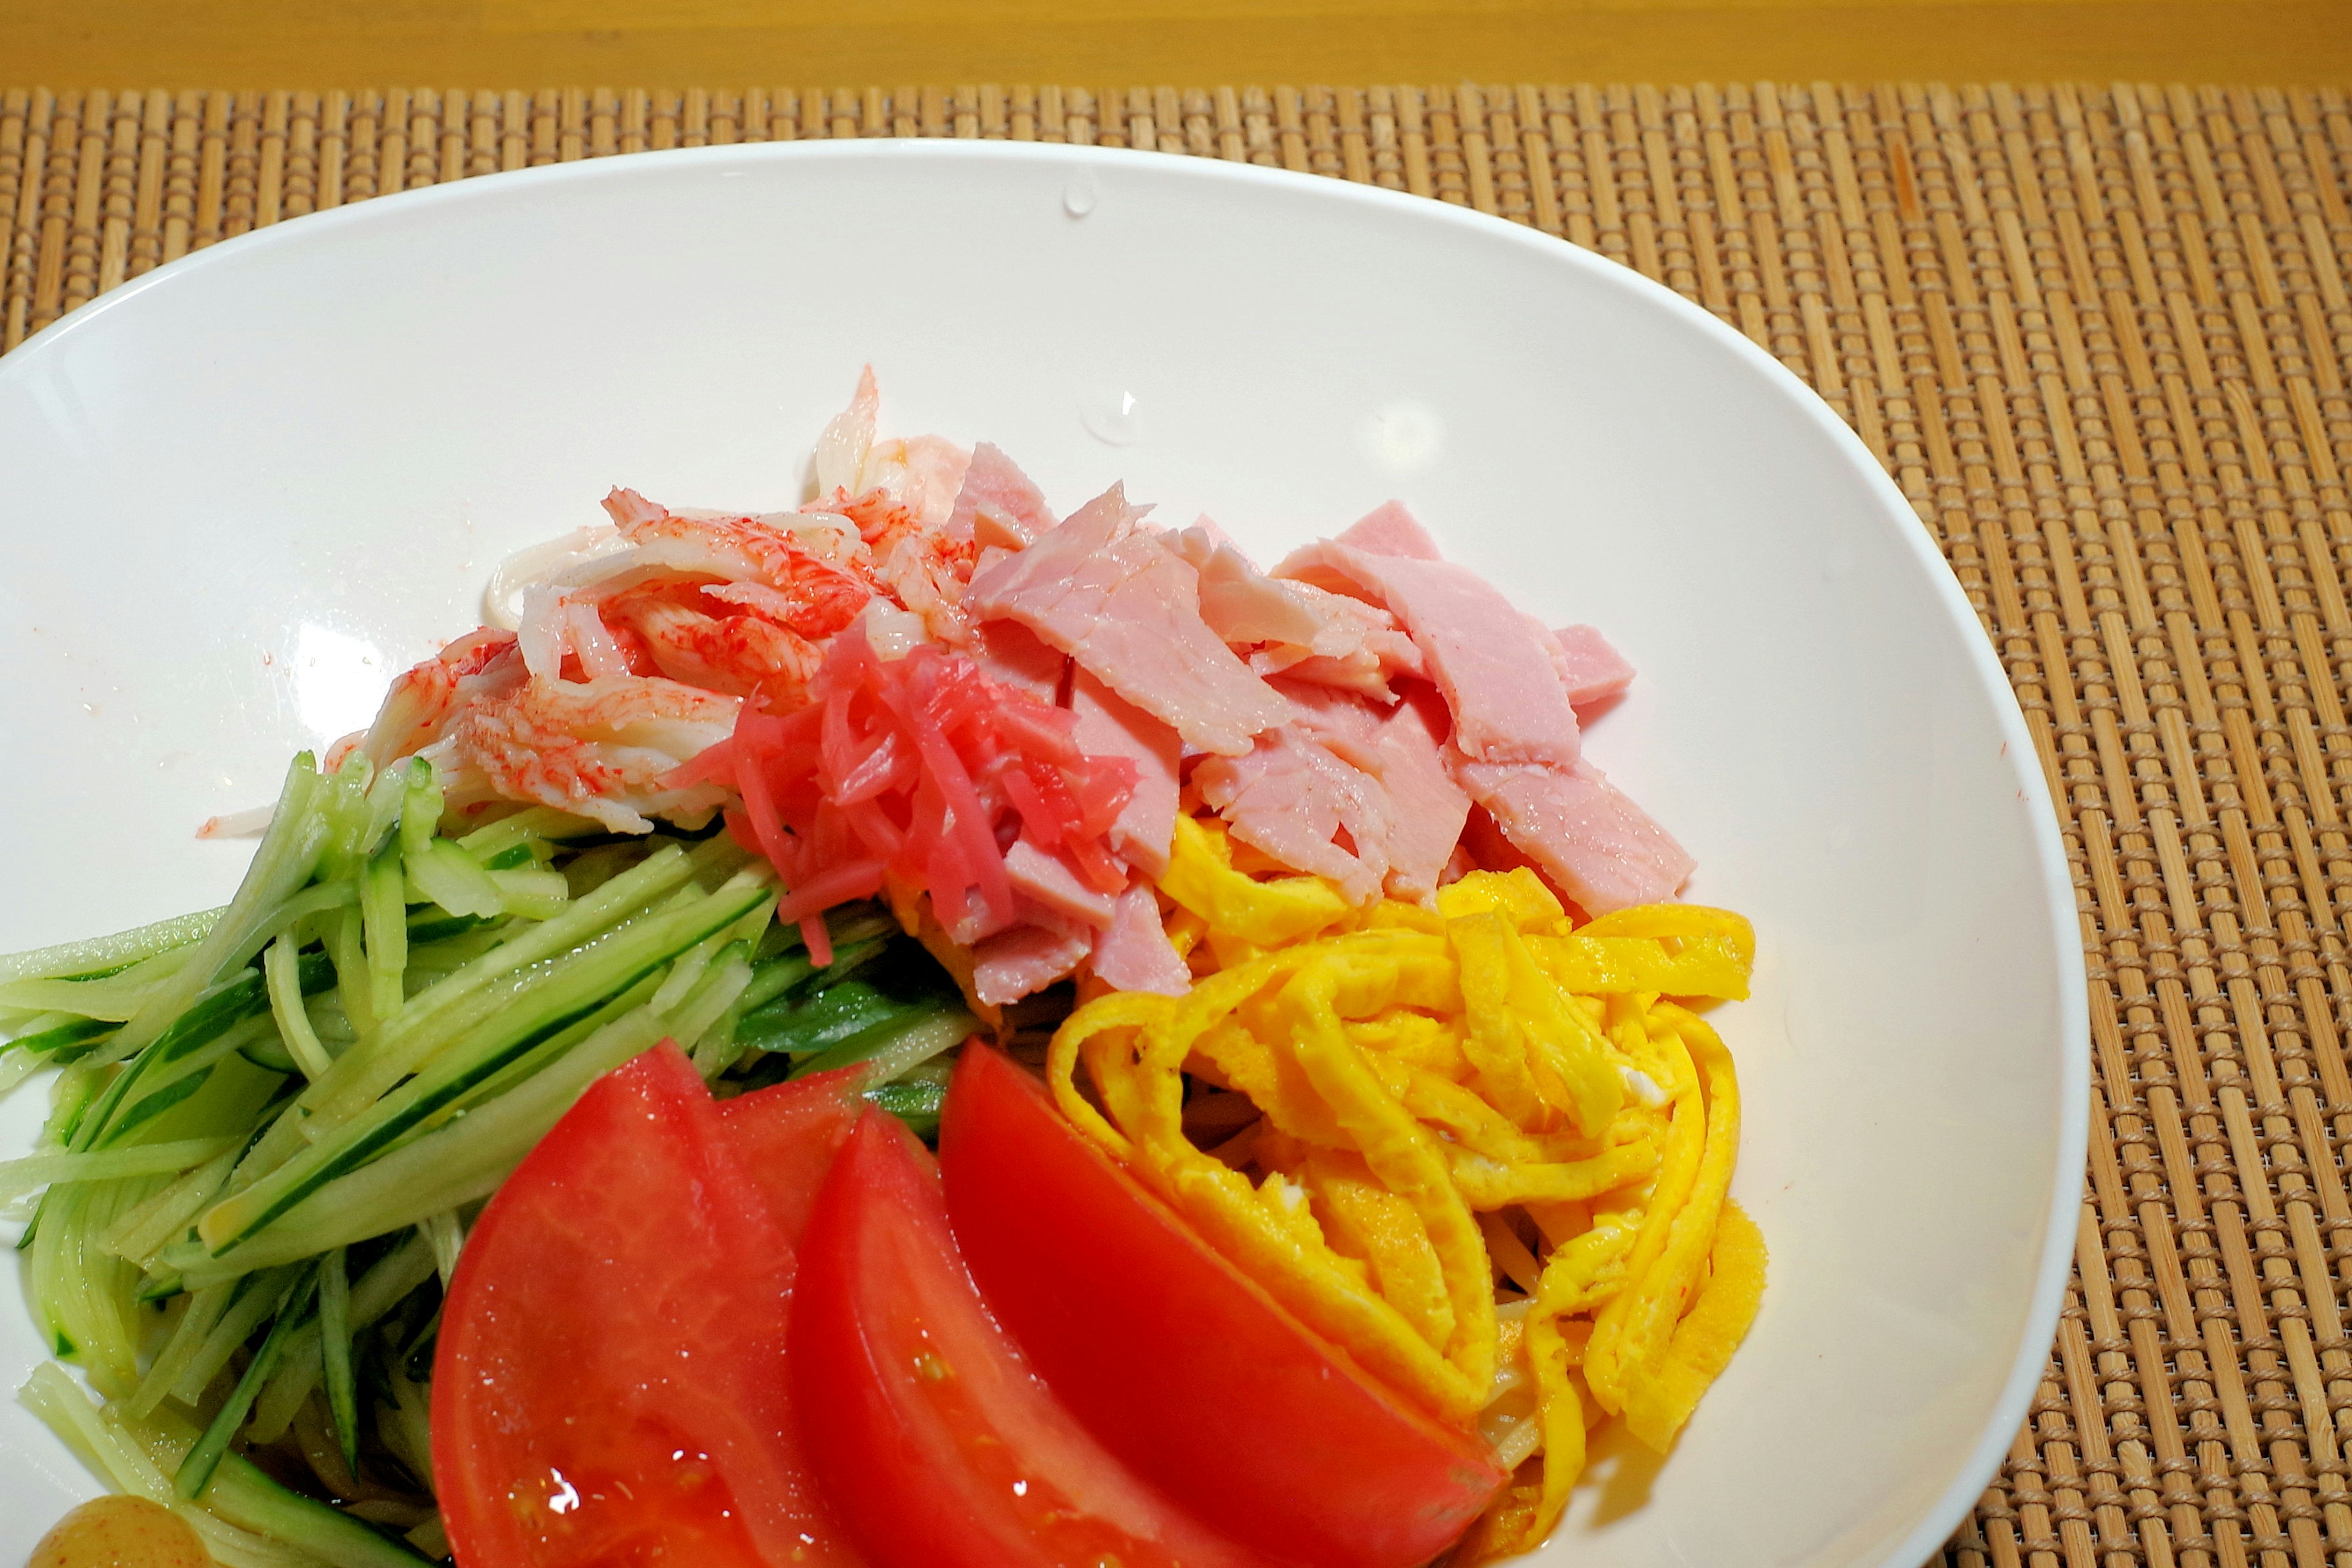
[1,758,968,1563]
[0,907,225,987]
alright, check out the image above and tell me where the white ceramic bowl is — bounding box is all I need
[0,142,2084,1568]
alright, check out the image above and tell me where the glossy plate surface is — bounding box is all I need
[0,141,2084,1568]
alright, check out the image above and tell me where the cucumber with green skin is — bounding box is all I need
[73,951,334,1153]
[202,1453,435,1568]
[1,766,990,1565]
[198,881,773,1254]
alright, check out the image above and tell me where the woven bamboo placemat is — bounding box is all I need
[4,78,2350,1568]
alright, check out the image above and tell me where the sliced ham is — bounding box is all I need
[1067,668,1180,879]
[1246,651,1395,702]
[1551,623,1636,707]
[1245,581,1426,702]
[948,441,1057,549]
[1275,680,1469,904]
[1364,685,1471,903]
[1273,541,1579,769]
[1169,525,1426,703]
[967,484,1289,757]
[1451,754,1694,914]
[1089,880,1192,996]
[1003,838,1119,930]
[1194,728,1393,907]
[970,911,1095,1006]
[1173,526,1329,649]
[973,620,1067,704]
[1334,499,1444,560]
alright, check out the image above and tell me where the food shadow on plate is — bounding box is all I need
[1583,1420,1669,1525]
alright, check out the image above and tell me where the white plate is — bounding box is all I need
[0,141,2084,1568]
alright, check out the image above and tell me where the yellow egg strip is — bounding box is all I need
[1449,1140,1662,1210]
[1449,912,1623,1137]
[1046,992,1171,1160]
[1278,963,1497,1393]
[1054,955,1490,1421]
[1303,1151,1457,1352]
[1531,932,1752,1001]
[1048,847,1765,1556]
[1158,815,1351,946]
[1583,1006,1740,1418]
[1580,903,1757,963]
[1511,1313,1589,1554]
[1619,1199,1767,1450]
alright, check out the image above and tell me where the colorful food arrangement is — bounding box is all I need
[4,372,1765,1568]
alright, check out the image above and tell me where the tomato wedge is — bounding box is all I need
[718,1065,867,1246]
[939,1046,1507,1568]
[433,1044,864,1568]
[791,1107,1278,1568]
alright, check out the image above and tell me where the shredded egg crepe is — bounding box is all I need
[1049,816,1767,1558]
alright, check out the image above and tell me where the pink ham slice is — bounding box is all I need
[1452,755,1694,914]
[1002,839,1118,930]
[947,441,1057,549]
[1245,581,1426,703]
[1067,668,1181,880]
[1088,879,1191,996]
[1174,526,1329,649]
[1272,540,1580,769]
[1550,623,1636,707]
[967,484,1289,757]
[1275,680,1469,905]
[1335,500,1444,560]
[973,620,1067,704]
[1169,525,1425,703]
[970,908,1096,1006]
[1193,728,1393,907]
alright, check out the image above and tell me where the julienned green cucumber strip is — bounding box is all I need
[316,1246,361,1471]
[176,1265,318,1498]
[0,907,225,988]
[21,1360,433,1568]
[741,971,931,1061]
[1,764,989,1563]
[866,1073,950,1136]
[213,842,719,1197]
[6,1017,116,1063]
[799,998,977,1082]
[71,951,333,1153]
[177,1004,676,1287]
[204,1451,435,1568]
[200,883,769,1253]
[455,802,607,859]
[0,943,204,1020]
[101,753,339,1068]
[293,839,712,1129]
[0,1137,236,1204]
[401,911,492,947]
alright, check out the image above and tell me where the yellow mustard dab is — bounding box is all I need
[1052,816,1768,1559]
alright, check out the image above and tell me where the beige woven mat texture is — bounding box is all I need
[5,77,2352,1568]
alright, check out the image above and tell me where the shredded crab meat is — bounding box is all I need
[431,673,738,833]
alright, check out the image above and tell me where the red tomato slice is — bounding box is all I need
[718,1065,867,1246]
[938,1046,1507,1568]
[433,1044,864,1568]
[791,1107,1278,1568]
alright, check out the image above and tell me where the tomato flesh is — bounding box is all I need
[717,1065,867,1247]
[791,1108,1277,1568]
[433,1044,862,1568]
[938,1046,1508,1568]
